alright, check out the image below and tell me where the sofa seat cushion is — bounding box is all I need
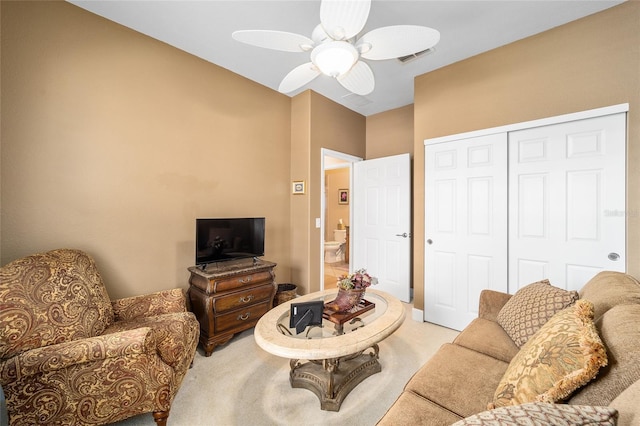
[579,271,640,320]
[569,303,640,406]
[404,343,509,419]
[452,402,618,426]
[453,318,519,363]
[376,390,463,426]
[609,379,640,426]
[497,279,579,347]
[490,300,607,408]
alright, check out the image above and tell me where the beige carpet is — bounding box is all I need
[113,303,459,426]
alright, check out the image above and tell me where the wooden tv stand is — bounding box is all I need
[187,259,277,356]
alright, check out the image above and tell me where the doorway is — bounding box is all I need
[320,149,362,290]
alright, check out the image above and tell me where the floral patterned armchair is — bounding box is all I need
[0,249,199,426]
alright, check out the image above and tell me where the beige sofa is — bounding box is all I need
[378,271,640,425]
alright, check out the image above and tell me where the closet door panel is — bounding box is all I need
[509,113,626,292]
[425,134,508,331]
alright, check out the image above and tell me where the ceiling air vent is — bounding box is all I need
[397,48,435,64]
[341,93,373,107]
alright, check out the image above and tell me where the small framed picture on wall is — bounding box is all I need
[292,180,305,195]
[338,189,349,205]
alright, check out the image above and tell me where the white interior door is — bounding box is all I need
[509,113,626,292]
[353,153,411,302]
[424,134,508,330]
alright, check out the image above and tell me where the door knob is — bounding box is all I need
[395,233,409,238]
[608,252,620,261]
[427,239,433,245]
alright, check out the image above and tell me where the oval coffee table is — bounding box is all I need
[254,288,405,411]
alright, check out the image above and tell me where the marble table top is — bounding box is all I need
[254,288,405,359]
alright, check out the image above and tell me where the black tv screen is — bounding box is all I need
[196,218,265,266]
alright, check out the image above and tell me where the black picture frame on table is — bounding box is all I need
[290,301,324,334]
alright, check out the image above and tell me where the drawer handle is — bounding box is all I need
[239,277,253,284]
[239,295,254,303]
[238,312,251,321]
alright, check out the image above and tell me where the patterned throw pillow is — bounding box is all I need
[452,402,618,426]
[489,299,607,409]
[497,280,579,347]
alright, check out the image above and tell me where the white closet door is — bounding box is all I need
[424,134,508,331]
[509,113,626,292]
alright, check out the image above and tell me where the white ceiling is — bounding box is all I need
[68,0,624,116]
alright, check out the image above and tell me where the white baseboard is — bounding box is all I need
[411,307,424,322]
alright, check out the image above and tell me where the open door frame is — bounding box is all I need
[320,148,362,290]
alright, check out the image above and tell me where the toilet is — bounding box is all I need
[324,229,347,263]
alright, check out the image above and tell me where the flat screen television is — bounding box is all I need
[195,217,265,266]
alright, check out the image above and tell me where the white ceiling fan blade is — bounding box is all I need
[278,63,321,93]
[232,30,314,52]
[359,25,440,60]
[320,0,371,40]
[337,61,374,96]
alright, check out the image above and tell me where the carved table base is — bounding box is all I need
[289,344,380,411]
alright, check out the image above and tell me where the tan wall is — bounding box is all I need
[1,1,293,298]
[413,2,640,311]
[289,91,365,295]
[366,104,414,159]
[308,92,365,293]
[325,168,349,241]
[289,92,312,295]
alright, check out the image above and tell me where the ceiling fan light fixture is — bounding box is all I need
[311,41,358,78]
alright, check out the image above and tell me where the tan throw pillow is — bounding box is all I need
[452,402,618,426]
[490,299,607,409]
[497,279,579,347]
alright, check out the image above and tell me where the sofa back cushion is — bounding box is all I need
[579,271,640,320]
[0,249,114,359]
[568,303,640,406]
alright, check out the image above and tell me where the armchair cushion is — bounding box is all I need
[0,249,114,359]
[2,343,174,425]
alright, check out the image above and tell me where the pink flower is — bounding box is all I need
[337,268,378,290]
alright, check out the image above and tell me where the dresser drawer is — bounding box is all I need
[214,283,274,313]
[188,260,277,356]
[213,270,273,293]
[215,301,271,334]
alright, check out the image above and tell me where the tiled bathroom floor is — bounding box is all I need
[324,261,349,288]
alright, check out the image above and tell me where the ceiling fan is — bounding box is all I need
[232,0,440,96]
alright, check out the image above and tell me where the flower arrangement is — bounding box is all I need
[337,268,378,290]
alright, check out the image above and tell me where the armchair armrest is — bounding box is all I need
[112,288,187,321]
[478,289,512,322]
[0,328,155,384]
